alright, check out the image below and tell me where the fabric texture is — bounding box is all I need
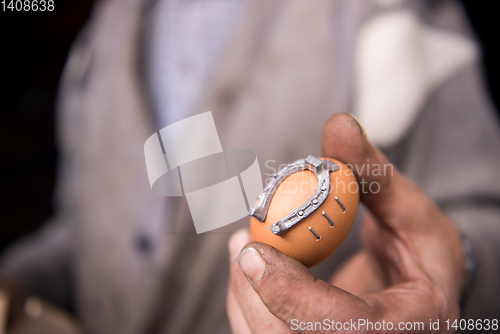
[148,0,247,127]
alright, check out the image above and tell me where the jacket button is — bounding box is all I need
[134,233,154,255]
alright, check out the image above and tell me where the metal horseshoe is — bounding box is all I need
[249,155,339,235]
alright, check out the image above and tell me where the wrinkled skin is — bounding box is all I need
[227,113,464,334]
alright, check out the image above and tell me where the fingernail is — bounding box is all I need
[347,113,368,140]
[239,247,265,285]
[229,229,251,263]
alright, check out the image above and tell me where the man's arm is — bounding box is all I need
[0,216,74,313]
[385,62,500,319]
[227,113,466,333]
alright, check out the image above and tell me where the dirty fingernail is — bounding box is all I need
[347,112,368,140]
[239,247,265,285]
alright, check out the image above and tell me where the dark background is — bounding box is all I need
[0,1,499,253]
[0,0,95,252]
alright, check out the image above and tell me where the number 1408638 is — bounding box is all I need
[1,0,54,12]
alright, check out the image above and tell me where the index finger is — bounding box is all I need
[321,113,440,233]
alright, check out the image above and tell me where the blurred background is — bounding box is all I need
[0,0,499,253]
[0,0,95,252]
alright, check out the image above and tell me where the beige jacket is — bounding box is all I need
[2,0,500,333]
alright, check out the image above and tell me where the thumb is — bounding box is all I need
[239,242,370,326]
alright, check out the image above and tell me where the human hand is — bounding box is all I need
[227,113,465,333]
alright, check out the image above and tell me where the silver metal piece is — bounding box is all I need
[334,196,346,213]
[270,225,281,234]
[249,155,340,235]
[322,159,339,172]
[322,211,334,226]
[309,227,321,240]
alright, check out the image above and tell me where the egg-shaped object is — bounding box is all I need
[250,156,359,267]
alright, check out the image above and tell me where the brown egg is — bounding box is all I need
[250,158,359,267]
